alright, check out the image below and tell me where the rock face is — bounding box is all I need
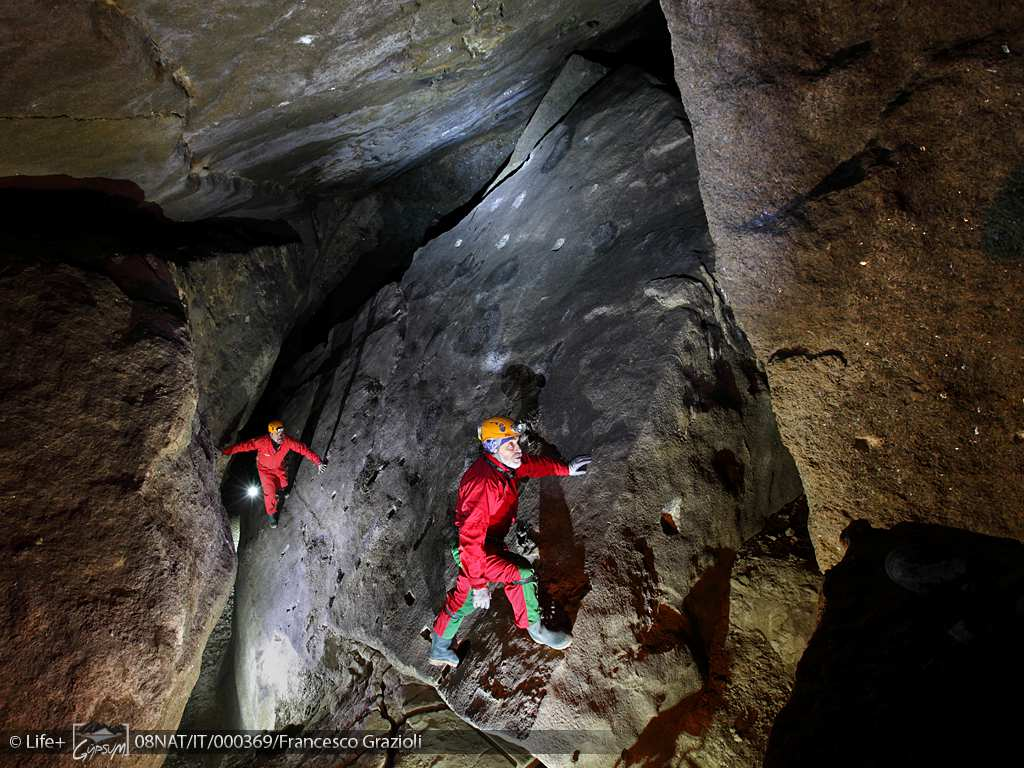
[0,253,234,763]
[1,0,651,219]
[620,498,821,767]
[172,243,313,449]
[766,521,1024,766]
[226,64,801,763]
[659,0,1024,569]
[210,645,535,768]
[173,119,523,451]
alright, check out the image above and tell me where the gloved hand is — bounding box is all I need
[318,461,328,475]
[567,455,592,476]
[472,588,491,610]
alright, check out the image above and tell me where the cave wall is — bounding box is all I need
[0,254,234,765]
[173,119,524,453]
[226,63,801,763]
[661,0,1024,569]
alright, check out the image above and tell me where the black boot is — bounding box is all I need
[269,512,279,528]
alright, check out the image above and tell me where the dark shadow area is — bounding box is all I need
[766,521,1024,767]
[576,0,682,101]
[0,177,300,268]
[984,163,1024,263]
[534,479,591,633]
[501,362,547,424]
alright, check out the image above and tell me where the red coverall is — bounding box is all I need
[432,452,569,640]
[222,435,323,516]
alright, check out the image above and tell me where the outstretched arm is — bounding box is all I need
[222,438,260,456]
[516,453,571,479]
[286,437,326,472]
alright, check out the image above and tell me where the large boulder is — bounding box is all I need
[0,253,234,764]
[619,498,821,766]
[227,64,801,763]
[1,0,651,219]
[660,0,1024,569]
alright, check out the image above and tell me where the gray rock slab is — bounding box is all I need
[486,54,610,193]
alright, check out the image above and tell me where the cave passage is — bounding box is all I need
[17,0,1024,766]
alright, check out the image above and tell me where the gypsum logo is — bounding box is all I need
[72,723,129,761]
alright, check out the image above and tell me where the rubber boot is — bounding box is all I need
[428,631,459,668]
[527,621,572,650]
[269,512,279,529]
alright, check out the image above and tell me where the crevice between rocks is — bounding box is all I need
[768,347,849,367]
[798,40,873,79]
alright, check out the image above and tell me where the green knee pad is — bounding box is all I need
[516,567,541,626]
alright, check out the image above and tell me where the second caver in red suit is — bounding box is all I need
[222,434,323,517]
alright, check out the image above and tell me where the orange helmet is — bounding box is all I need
[477,417,519,442]
[478,417,522,453]
[267,419,285,434]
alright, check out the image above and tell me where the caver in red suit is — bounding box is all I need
[427,416,591,668]
[222,428,323,516]
[431,451,570,640]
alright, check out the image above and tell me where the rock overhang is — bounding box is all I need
[1,0,657,220]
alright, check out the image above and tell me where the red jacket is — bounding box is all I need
[456,452,569,588]
[222,435,322,476]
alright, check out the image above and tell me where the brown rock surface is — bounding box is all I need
[621,499,821,767]
[0,257,234,764]
[661,0,1024,569]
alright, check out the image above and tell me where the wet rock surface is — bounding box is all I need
[766,521,1024,766]
[226,64,800,762]
[1,0,651,219]
[0,253,234,765]
[660,0,1024,569]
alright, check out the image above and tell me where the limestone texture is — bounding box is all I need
[224,65,800,764]
[0,255,234,766]
[660,0,1024,569]
[2,0,650,219]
